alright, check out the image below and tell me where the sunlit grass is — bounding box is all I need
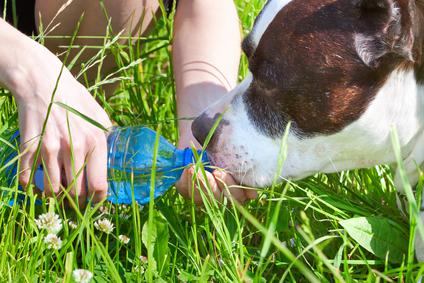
[0,0,423,282]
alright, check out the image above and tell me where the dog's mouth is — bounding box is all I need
[208,151,253,183]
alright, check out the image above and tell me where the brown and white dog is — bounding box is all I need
[192,0,424,261]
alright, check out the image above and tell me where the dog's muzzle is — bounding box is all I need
[191,112,222,148]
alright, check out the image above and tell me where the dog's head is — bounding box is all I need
[192,0,424,187]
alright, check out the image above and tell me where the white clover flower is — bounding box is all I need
[35,212,62,234]
[99,205,110,215]
[118,235,130,244]
[68,220,77,229]
[72,269,93,283]
[44,234,62,250]
[119,213,130,220]
[139,255,148,263]
[134,265,145,273]
[94,219,114,234]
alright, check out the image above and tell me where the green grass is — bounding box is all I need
[1,0,424,282]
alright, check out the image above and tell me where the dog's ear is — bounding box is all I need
[353,0,394,11]
[353,0,416,67]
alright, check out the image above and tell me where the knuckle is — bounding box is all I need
[41,141,60,157]
[93,132,107,146]
[64,139,84,153]
[86,132,105,152]
[85,133,96,146]
[73,140,84,152]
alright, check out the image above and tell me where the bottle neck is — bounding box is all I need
[182,148,211,171]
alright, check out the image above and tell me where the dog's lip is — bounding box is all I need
[207,153,255,183]
[226,167,256,185]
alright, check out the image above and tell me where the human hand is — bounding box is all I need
[175,166,258,205]
[11,43,112,206]
[176,124,257,205]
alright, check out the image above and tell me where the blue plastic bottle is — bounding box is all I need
[106,126,209,204]
[6,126,210,205]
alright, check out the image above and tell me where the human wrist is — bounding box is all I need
[4,42,49,102]
[0,20,52,102]
[178,122,201,149]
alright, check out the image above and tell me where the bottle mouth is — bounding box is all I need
[182,148,213,172]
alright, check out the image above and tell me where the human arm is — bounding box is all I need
[172,0,257,204]
[0,18,112,205]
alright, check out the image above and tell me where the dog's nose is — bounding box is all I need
[191,113,220,146]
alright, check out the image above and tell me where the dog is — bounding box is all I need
[191,0,424,261]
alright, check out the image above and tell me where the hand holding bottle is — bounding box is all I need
[175,134,257,205]
[0,18,112,206]
[176,167,257,205]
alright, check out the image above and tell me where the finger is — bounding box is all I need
[245,189,258,200]
[176,167,220,205]
[183,167,203,203]
[213,170,247,204]
[42,156,62,197]
[192,168,221,204]
[41,143,61,196]
[17,118,41,188]
[175,168,191,199]
[63,147,87,207]
[18,141,39,189]
[85,135,108,203]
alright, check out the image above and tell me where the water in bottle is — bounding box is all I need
[107,126,210,204]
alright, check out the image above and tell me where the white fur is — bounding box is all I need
[236,0,424,187]
[250,0,293,49]
[207,67,424,262]
[210,86,282,187]
[282,69,424,180]
[200,1,424,261]
[213,68,424,185]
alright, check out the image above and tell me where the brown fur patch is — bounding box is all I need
[244,0,422,137]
